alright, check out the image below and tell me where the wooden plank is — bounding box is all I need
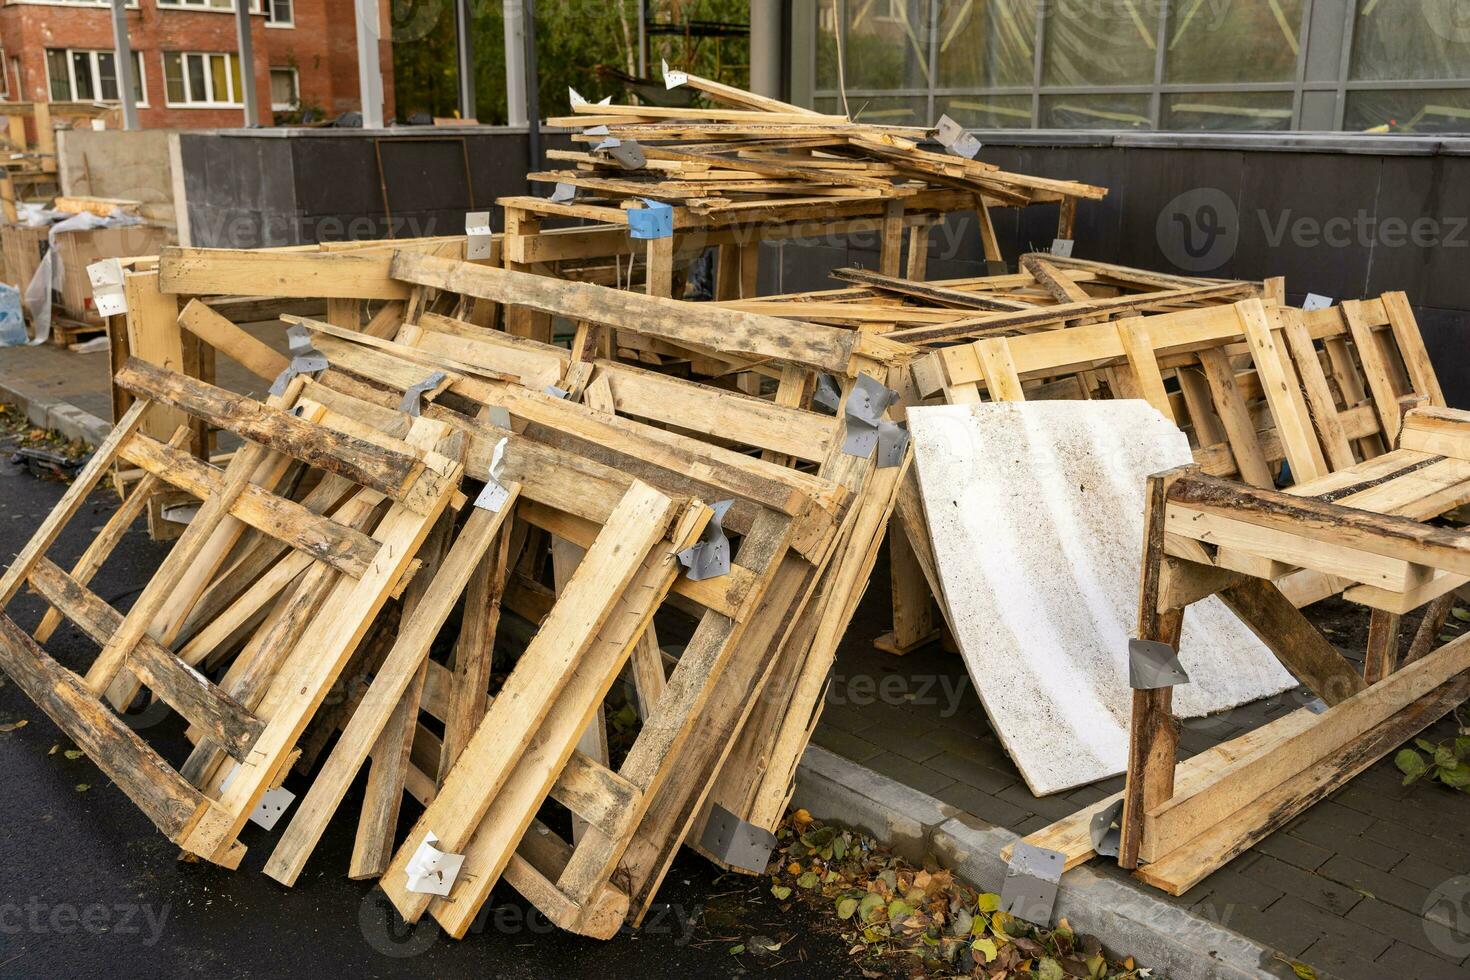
[1118,468,1186,869]
[177,299,289,382]
[389,250,865,376]
[1343,299,1405,446]
[26,558,265,762]
[158,247,412,300]
[973,338,1026,402]
[0,613,212,842]
[1139,628,1470,863]
[1115,319,1174,420]
[438,520,513,781]
[1197,348,1277,489]
[180,418,460,864]
[1279,310,1356,471]
[1364,610,1401,685]
[118,432,379,577]
[380,482,680,923]
[1381,292,1444,407]
[34,426,192,644]
[1167,474,1470,581]
[114,358,446,512]
[1216,579,1367,705]
[262,496,516,885]
[1238,301,1328,483]
[424,503,701,937]
[349,514,455,879]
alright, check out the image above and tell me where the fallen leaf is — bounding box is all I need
[727,944,744,956]
[64,750,84,761]
[770,884,791,900]
[0,719,27,733]
[75,784,90,793]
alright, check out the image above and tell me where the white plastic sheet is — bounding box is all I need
[909,401,1296,795]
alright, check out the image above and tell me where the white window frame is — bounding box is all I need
[5,0,139,8]
[46,48,149,107]
[156,0,265,14]
[162,51,244,108]
[269,66,298,111]
[264,0,293,28]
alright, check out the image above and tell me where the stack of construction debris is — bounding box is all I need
[3,70,1466,948]
[0,239,911,940]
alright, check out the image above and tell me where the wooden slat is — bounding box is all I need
[0,613,212,842]
[114,358,447,512]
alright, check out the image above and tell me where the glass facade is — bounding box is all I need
[801,0,1470,133]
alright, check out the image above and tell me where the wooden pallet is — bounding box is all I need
[885,293,1447,655]
[0,364,461,867]
[146,262,907,939]
[1112,413,1470,892]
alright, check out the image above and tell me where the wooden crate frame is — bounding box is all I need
[0,361,460,867]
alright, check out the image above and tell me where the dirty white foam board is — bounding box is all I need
[908,401,1296,796]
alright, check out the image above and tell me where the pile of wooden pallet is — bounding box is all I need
[0,241,912,940]
[497,68,1106,305]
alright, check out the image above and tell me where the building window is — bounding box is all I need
[46,49,147,105]
[158,0,265,9]
[265,0,292,27]
[269,67,298,110]
[163,52,243,107]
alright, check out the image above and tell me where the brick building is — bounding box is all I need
[0,0,394,129]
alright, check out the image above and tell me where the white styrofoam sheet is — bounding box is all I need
[909,401,1296,796]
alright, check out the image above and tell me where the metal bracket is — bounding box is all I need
[661,59,689,90]
[268,324,330,396]
[543,384,569,399]
[568,88,611,109]
[473,437,513,513]
[677,499,733,581]
[1304,696,1329,714]
[841,374,901,460]
[1089,799,1124,858]
[1302,293,1334,312]
[465,211,494,260]
[87,258,128,317]
[627,199,674,240]
[403,831,466,896]
[933,114,982,159]
[812,373,842,415]
[607,139,647,170]
[1050,238,1075,258]
[876,419,910,469]
[550,182,578,204]
[1000,842,1065,925]
[399,370,447,417]
[699,803,776,874]
[1128,637,1191,690]
[221,763,296,831]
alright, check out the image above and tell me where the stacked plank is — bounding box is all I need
[0,242,913,940]
[533,70,1106,217]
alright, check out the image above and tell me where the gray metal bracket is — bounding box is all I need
[934,114,982,159]
[399,370,447,417]
[269,324,330,396]
[1128,638,1191,690]
[677,499,733,581]
[700,803,776,874]
[841,374,906,468]
[1000,842,1065,925]
[1089,800,1124,859]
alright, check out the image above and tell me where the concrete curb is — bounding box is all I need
[794,745,1294,980]
[0,370,111,448]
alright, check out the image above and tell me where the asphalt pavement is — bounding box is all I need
[0,453,865,979]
